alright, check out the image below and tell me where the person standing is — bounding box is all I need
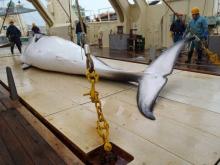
[75,20,87,46]
[185,7,208,64]
[31,23,40,35]
[170,13,186,43]
[6,20,22,54]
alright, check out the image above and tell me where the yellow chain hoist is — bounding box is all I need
[75,0,112,152]
[83,45,112,152]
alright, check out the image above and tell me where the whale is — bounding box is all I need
[21,35,189,120]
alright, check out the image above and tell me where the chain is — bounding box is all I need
[75,0,112,155]
[83,45,112,152]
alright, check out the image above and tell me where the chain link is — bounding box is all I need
[75,0,112,153]
[84,52,112,152]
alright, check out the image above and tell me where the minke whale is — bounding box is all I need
[21,35,190,120]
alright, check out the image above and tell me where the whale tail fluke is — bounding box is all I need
[137,39,190,120]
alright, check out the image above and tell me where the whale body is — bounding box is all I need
[21,35,189,120]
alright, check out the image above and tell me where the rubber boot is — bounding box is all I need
[185,50,193,64]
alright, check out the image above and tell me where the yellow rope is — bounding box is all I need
[203,47,220,65]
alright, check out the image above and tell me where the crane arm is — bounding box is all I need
[27,0,54,27]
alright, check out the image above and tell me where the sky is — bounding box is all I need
[73,0,113,19]
[74,0,111,11]
[0,0,112,26]
[0,0,47,26]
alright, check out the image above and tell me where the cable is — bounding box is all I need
[212,0,214,16]
[68,0,74,41]
[55,0,70,20]
[202,0,207,15]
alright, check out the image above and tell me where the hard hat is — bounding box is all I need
[191,7,200,14]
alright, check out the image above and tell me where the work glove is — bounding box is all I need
[201,31,208,40]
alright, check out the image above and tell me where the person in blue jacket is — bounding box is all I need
[6,20,22,54]
[185,7,208,64]
[170,13,186,43]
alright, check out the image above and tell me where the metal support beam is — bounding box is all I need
[27,0,54,27]
[0,0,12,33]
[6,67,18,101]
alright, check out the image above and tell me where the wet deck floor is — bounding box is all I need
[90,46,220,76]
[0,47,220,164]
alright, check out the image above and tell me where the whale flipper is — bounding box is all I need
[137,39,189,120]
[22,64,32,70]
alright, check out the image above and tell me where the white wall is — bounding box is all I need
[87,21,122,47]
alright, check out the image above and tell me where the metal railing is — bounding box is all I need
[75,7,117,22]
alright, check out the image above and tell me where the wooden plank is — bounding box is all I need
[17,106,84,165]
[2,109,58,165]
[0,157,6,165]
[0,114,34,164]
[11,108,67,165]
[1,97,18,110]
[17,99,88,164]
[0,83,69,164]
[0,136,14,165]
[0,85,9,96]
[0,89,8,101]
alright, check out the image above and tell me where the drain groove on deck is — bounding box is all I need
[87,142,134,164]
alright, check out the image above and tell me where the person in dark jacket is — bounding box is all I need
[31,23,40,35]
[170,13,186,43]
[75,20,87,46]
[6,20,22,54]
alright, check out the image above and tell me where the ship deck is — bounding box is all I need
[90,46,220,76]
[0,48,220,164]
